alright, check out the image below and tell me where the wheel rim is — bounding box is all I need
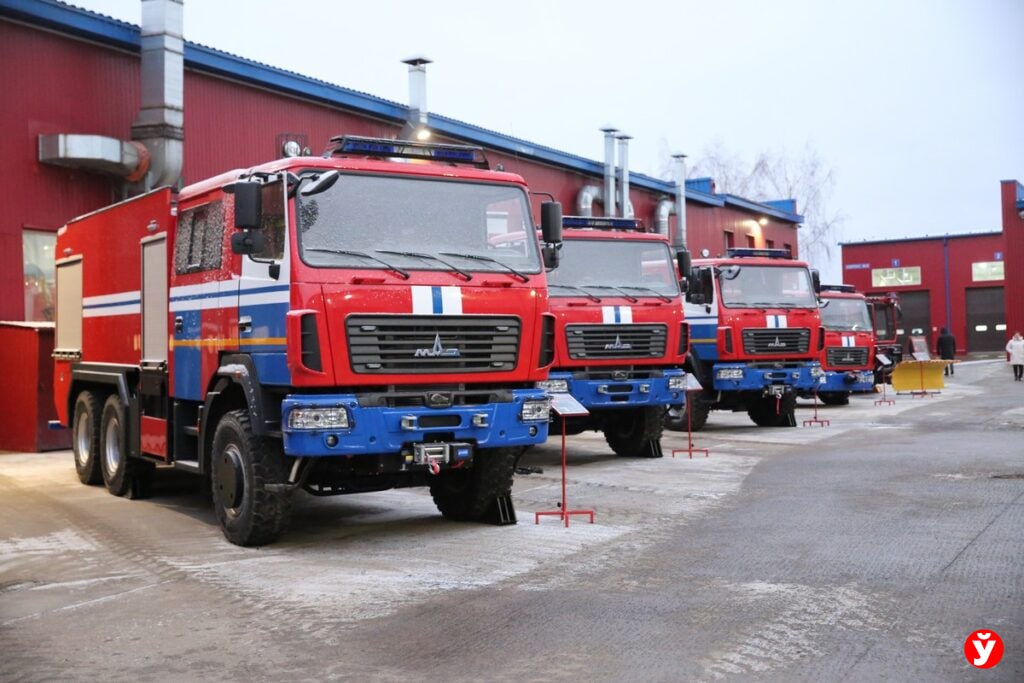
[103,413,121,475]
[216,443,246,519]
[75,410,91,467]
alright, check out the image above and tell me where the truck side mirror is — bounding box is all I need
[231,231,266,255]
[700,266,714,302]
[231,182,263,230]
[540,201,562,245]
[676,248,691,287]
[542,244,560,270]
[811,268,821,294]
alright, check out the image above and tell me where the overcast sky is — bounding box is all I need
[72,0,1022,279]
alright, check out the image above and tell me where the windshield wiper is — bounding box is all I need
[306,248,410,279]
[439,252,529,282]
[549,284,602,302]
[619,285,673,303]
[579,285,639,303]
[376,250,472,281]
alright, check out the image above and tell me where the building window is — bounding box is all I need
[871,266,922,287]
[724,231,735,250]
[766,239,775,249]
[23,229,56,321]
[783,243,793,258]
[971,261,1004,282]
[745,234,756,248]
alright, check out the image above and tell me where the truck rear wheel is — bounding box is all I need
[72,390,102,485]
[604,406,665,457]
[99,394,152,498]
[747,394,797,427]
[429,447,518,521]
[211,409,291,546]
[664,400,709,433]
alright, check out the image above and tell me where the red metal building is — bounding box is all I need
[0,0,802,450]
[840,180,1023,353]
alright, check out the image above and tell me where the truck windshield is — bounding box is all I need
[296,173,541,275]
[547,239,679,298]
[718,265,817,308]
[821,298,873,331]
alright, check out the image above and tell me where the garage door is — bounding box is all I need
[897,291,931,351]
[966,287,1005,352]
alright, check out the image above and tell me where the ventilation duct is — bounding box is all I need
[600,126,617,216]
[130,0,184,190]
[400,56,432,140]
[617,134,633,218]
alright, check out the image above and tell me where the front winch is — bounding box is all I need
[411,442,473,473]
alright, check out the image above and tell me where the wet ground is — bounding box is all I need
[1,359,1021,681]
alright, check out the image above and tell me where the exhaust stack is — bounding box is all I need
[401,56,432,140]
[617,134,633,218]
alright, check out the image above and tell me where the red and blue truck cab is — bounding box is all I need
[812,284,876,404]
[538,216,688,457]
[53,136,562,546]
[674,248,824,429]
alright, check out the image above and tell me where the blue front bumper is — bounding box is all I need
[711,362,823,392]
[820,369,875,394]
[281,389,550,457]
[549,369,686,410]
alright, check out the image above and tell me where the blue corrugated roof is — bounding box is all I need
[1,0,803,223]
[839,231,1001,246]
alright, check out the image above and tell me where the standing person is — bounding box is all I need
[1007,332,1024,382]
[936,327,957,376]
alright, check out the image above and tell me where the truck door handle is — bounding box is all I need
[239,316,252,334]
[174,316,183,333]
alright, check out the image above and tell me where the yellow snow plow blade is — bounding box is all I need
[891,360,952,393]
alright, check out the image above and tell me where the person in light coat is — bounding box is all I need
[1007,332,1024,382]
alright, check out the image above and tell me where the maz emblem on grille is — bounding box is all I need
[604,335,633,351]
[414,334,461,358]
[767,336,787,348]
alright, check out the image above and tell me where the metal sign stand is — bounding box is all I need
[535,394,594,528]
[672,388,709,458]
[874,378,895,406]
[802,387,830,427]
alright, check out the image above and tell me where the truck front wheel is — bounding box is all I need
[72,390,102,485]
[747,393,797,427]
[429,447,518,521]
[211,410,292,546]
[818,391,850,406]
[99,394,152,498]
[603,406,665,457]
[664,400,710,433]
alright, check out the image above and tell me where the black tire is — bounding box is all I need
[818,392,850,406]
[747,393,797,427]
[429,447,518,521]
[211,409,291,546]
[99,394,152,498]
[664,400,709,433]
[72,390,103,485]
[603,406,665,457]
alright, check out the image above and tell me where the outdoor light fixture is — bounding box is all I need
[282,140,302,158]
[758,217,768,226]
[415,127,432,141]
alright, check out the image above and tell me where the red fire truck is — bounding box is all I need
[538,216,688,456]
[668,248,824,429]
[866,293,903,383]
[53,136,562,546]
[809,285,876,405]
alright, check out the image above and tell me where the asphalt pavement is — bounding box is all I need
[1,359,1021,681]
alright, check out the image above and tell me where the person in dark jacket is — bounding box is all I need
[936,327,956,376]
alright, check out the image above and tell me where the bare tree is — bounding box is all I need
[666,142,843,269]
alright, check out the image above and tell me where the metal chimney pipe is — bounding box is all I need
[401,56,432,139]
[600,126,618,217]
[130,0,184,191]
[672,153,688,249]
[617,134,633,218]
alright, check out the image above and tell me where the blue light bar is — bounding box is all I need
[725,247,791,259]
[328,135,489,168]
[562,215,645,231]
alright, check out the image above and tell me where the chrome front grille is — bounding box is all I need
[565,324,667,360]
